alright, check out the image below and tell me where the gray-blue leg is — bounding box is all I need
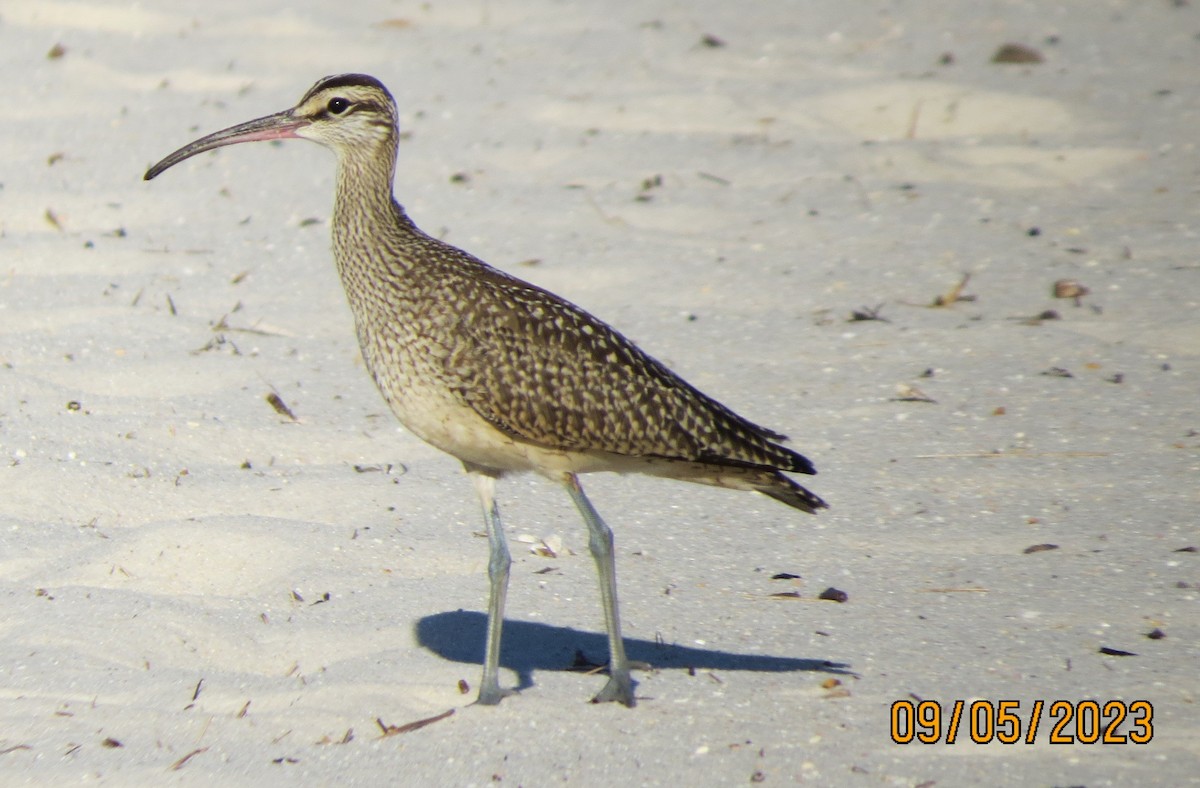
[563,473,635,706]
[468,466,515,705]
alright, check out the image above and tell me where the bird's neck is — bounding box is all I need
[330,143,422,278]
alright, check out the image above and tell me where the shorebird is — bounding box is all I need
[145,74,826,707]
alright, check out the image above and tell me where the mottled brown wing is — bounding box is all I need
[444,264,814,475]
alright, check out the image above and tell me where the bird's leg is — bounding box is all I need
[562,473,635,707]
[468,466,514,705]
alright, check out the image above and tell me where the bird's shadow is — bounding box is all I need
[415,610,853,694]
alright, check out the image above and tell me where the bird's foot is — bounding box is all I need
[590,671,636,707]
[474,682,517,706]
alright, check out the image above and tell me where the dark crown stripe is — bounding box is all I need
[303,73,389,102]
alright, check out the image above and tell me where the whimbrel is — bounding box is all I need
[145,74,827,707]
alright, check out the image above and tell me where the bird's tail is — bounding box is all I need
[631,458,827,513]
[757,472,829,514]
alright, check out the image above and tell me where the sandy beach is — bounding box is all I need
[1,1,1197,784]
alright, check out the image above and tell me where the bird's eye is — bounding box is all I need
[327,97,350,115]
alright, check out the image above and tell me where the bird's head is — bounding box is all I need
[145,73,398,180]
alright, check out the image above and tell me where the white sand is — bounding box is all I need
[1,1,1197,784]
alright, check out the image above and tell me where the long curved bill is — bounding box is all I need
[144,109,309,181]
